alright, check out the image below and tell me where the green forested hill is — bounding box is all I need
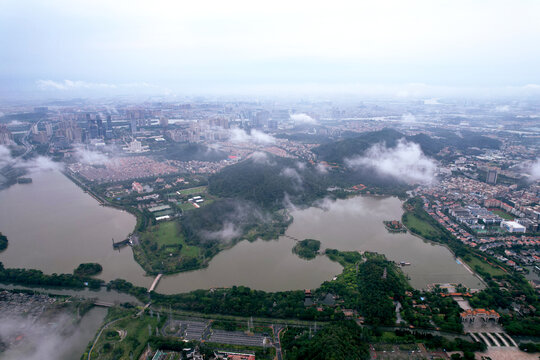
[313,128,501,163]
[313,128,405,163]
[208,156,330,210]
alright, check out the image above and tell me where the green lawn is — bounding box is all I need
[142,221,199,257]
[177,202,197,211]
[87,308,163,360]
[152,221,182,247]
[177,186,207,195]
[491,209,514,220]
[402,212,441,238]
[463,255,506,277]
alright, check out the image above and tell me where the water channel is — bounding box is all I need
[0,170,483,296]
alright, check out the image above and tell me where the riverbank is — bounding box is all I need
[401,199,488,289]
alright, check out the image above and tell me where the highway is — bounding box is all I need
[18,119,42,159]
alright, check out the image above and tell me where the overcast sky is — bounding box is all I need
[1,0,540,98]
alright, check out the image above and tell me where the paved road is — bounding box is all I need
[273,325,285,360]
[87,316,127,360]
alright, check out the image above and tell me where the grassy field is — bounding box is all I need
[177,202,196,212]
[142,221,199,258]
[152,221,182,247]
[402,212,442,238]
[463,255,506,277]
[87,308,163,360]
[490,209,514,220]
[177,186,207,195]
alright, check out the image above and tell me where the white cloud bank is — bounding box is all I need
[527,158,540,182]
[74,146,110,165]
[229,128,275,144]
[0,145,63,172]
[36,79,162,91]
[290,113,317,125]
[280,167,303,190]
[201,222,242,243]
[401,113,416,123]
[345,139,437,185]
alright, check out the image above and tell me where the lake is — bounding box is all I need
[0,170,483,294]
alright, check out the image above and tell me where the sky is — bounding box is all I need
[1,0,540,98]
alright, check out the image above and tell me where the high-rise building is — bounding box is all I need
[159,117,168,128]
[254,111,270,128]
[96,115,104,137]
[106,115,112,130]
[0,125,14,145]
[44,122,53,136]
[486,169,498,185]
[131,118,137,135]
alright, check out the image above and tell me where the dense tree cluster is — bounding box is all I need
[313,128,500,164]
[73,262,103,276]
[280,321,370,360]
[208,156,330,210]
[292,239,321,260]
[0,233,7,252]
[0,261,103,289]
[392,329,486,353]
[357,256,406,325]
[180,198,289,259]
[519,342,540,353]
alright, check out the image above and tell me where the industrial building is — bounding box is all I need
[500,220,526,233]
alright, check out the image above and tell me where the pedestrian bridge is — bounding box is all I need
[148,273,163,293]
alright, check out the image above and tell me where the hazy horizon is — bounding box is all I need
[2,0,540,100]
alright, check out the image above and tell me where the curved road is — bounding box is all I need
[87,316,127,360]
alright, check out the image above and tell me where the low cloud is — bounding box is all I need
[8,120,24,126]
[36,79,117,90]
[201,222,242,243]
[0,145,12,168]
[229,128,275,144]
[290,113,317,125]
[250,151,274,165]
[36,79,161,91]
[280,167,303,190]
[198,201,268,244]
[19,156,64,173]
[74,146,110,165]
[346,139,437,185]
[315,163,329,174]
[495,105,510,112]
[295,161,306,171]
[401,113,416,123]
[527,158,540,182]
[0,311,97,360]
[282,193,298,211]
[0,145,62,172]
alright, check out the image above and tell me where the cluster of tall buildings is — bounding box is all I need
[0,125,14,145]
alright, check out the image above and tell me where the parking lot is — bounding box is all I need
[209,329,268,347]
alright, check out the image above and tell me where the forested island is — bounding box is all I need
[292,239,321,260]
[74,262,103,277]
[0,233,7,252]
